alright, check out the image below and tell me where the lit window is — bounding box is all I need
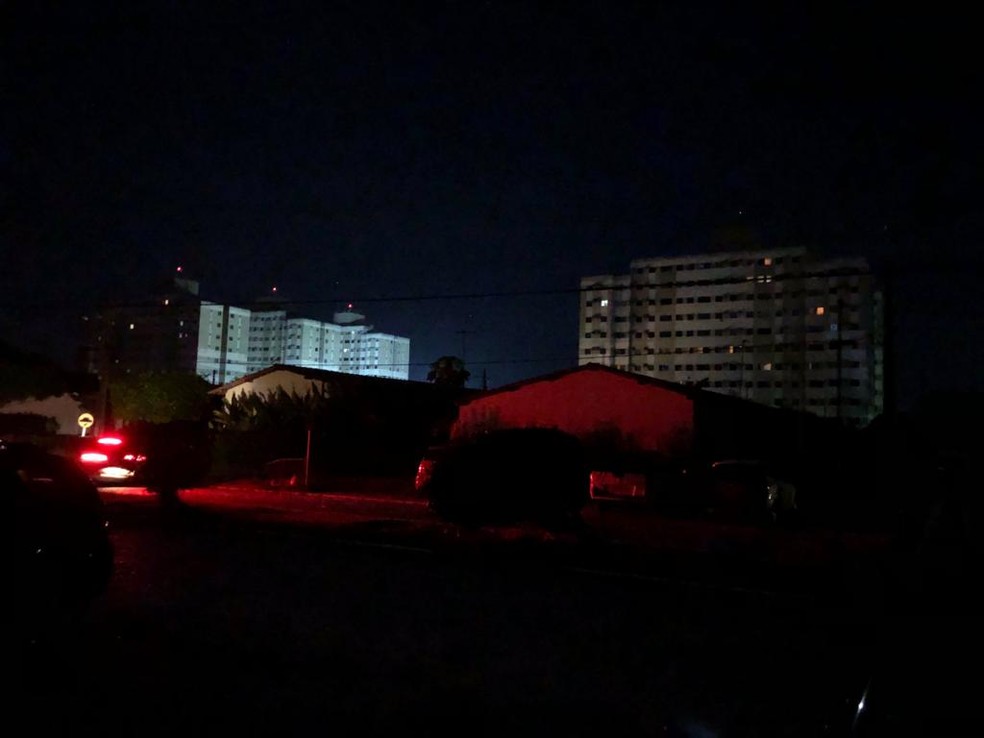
[600,299,609,307]
[129,323,135,330]
[763,362,773,371]
[816,306,825,316]
[763,257,773,266]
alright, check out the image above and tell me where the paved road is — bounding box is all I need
[10,484,925,736]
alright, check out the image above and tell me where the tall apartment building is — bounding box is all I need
[246,309,289,372]
[83,276,411,384]
[331,308,411,380]
[578,247,884,426]
[81,275,203,379]
[197,302,251,385]
[245,308,410,380]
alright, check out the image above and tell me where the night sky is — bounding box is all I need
[3,1,981,409]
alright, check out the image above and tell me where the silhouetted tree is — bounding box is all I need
[427,355,470,388]
[109,371,214,424]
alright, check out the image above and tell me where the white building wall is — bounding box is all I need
[195,303,411,382]
[282,318,324,369]
[196,302,225,384]
[349,333,411,379]
[248,310,288,372]
[320,323,345,370]
[196,302,251,384]
[223,306,251,382]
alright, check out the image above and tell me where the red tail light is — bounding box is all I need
[81,452,110,464]
[415,458,436,491]
[97,436,124,446]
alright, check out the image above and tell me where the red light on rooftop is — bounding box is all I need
[97,436,123,446]
[176,265,183,273]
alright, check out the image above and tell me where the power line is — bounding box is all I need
[3,265,885,312]
[245,334,867,373]
[5,256,981,313]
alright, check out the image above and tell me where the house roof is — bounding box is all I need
[457,362,837,427]
[209,364,481,399]
[456,363,706,405]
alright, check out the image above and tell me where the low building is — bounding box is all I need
[210,364,479,477]
[452,363,846,473]
[211,364,448,405]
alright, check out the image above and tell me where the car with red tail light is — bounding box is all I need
[78,433,148,485]
[77,420,212,496]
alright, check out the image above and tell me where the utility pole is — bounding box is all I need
[98,374,110,434]
[304,424,312,489]
[836,293,844,423]
[739,341,746,399]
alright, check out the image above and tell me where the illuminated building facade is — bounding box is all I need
[578,247,884,425]
[82,278,410,384]
[248,309,410,380]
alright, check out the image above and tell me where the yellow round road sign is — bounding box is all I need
[78,413,95,429]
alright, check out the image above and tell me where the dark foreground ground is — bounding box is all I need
[10,482,981,737]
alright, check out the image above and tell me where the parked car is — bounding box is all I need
[78,432,149,484]
[416,427,590,529]
[683,459,799,525]
[2,439,114,640]
[78,420,212,495]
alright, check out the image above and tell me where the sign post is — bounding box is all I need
[78,412,95,437]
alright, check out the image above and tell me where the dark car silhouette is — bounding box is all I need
[78,420,212,496]
[2,440,114,641]
[416,427,590,529]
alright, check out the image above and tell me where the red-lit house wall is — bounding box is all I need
[452,368,694,455]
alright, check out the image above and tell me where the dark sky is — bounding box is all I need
[3,1,981,409]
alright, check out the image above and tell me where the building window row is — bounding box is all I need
[591,293,863,313]
[631,256,799,275]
